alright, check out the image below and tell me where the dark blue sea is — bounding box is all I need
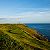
[26,23,50,40]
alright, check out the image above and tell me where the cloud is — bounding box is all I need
[16,10,50,18]
[15,10,50,23]
[0,10,50,23]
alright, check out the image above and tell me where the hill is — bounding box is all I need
[0,24,50,50]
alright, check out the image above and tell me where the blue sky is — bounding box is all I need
[0,0,50,23]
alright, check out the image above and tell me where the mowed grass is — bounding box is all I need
[0,24,50,50]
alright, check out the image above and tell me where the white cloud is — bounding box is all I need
[0,16,17,18]
[15,11,50,23]
[0,10,50,23]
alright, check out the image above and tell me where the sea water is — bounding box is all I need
[26,23,50,40]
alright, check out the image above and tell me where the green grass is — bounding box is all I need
[0,24,50,50]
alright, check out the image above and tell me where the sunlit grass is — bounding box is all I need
[0,24,50,50]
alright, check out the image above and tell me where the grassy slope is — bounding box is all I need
[0,24,50,50]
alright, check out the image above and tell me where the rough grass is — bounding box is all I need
[0,24,50,50]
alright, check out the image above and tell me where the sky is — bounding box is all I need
[0,0,50,23]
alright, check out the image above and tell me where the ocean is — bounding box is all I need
[26,23,50,40]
